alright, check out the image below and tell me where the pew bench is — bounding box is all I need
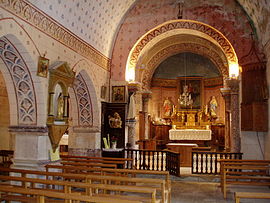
[0,167,166,203]
[0,174,161,203]
[61,161,118,168]
[4,166,169,202]
[61,157,126,168]
[0,185,142,203]
[235,192,270,203]
[219,159,270,199]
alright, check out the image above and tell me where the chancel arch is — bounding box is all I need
[126,19,241,153]
[126,19,238,83]
[138,35,228,90]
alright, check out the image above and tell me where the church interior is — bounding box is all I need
[0,0,270,202]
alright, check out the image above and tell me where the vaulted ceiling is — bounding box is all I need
[27,0,270,58]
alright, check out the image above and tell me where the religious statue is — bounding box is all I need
[178,84,193,108]
[57,93,64,119]
[209,96,218,119]
[108,112,122,128]
[163,97,173,117]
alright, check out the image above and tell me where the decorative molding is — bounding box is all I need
[73,73,93,127]
[0,0,110,70]
[9,125,47,133]
[0,36,37,125]
[204,77,223,87]
[130,19,236,70]
[151,78,177,87]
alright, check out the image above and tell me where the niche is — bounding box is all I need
[47,62,75,151]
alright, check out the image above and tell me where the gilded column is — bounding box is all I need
[226,79,241,153]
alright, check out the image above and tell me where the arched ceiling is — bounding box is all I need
[28,0,135,57]
[27,0,270,59]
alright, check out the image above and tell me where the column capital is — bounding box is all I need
[126,118,137,127]
[127,81,141,93]
[140,90,152,102]
[226,78,240,94]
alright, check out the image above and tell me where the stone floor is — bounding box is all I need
[169,168,270,203]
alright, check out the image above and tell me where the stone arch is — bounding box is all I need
[71,60,101,128]
[140,41,228,89]
[0,18,46,126]
[126,19,238,82]
[0,36,37,125]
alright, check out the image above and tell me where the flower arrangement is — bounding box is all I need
[111,135,118,149]
[111,136,118,143]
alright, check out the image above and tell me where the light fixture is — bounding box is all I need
[229,62,239,79]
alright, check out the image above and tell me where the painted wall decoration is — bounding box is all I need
[0,36,37,125]
[73,73,93,127]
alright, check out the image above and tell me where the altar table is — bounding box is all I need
[166,143,198,167]
[169,129,211,141]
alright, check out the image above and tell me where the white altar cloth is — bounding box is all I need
[169,129,211,140]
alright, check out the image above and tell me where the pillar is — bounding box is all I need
[220,87,231,151]
[126,82,140,149]
[226,78,241,153]
[9,126,51,170]
[68,126,101,156]
[126,119,136,148]
[141,90,152,139]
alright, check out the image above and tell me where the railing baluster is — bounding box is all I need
[191,151,243,175]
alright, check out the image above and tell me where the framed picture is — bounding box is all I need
[112,86,125,103]
[37,56,49,78]
[177,77,203,110]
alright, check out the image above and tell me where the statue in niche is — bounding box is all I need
[108,112,122,128]
[57,93,64,119]
[209,96,218,120]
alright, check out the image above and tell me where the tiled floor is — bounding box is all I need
[170,169,270,203]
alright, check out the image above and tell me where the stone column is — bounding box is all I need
[68,126,101,156]
[126,82,140,149]
[9,126,51,170]
[126,119,136,148]
[226,79,241,153]
[220,87,231,151]
[141,91,152,139]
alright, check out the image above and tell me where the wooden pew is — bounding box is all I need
[219,159,270,199]
[61,161,118,168]
[0,176,160,203]
[45,164,171,202]
[61,157,126,168]
[0,175,160,203]
[235,192,270,203]
[0,167,167,203]
[0,150,13,168]
[60,154,134,169]
[0,185,142,203]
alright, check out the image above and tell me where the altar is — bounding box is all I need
[169,129,212,140]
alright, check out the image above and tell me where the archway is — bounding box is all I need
[126,19,238,82]
[126,19,241,153]
[67,61,102,156]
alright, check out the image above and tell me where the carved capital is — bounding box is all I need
[226,78,240,94]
